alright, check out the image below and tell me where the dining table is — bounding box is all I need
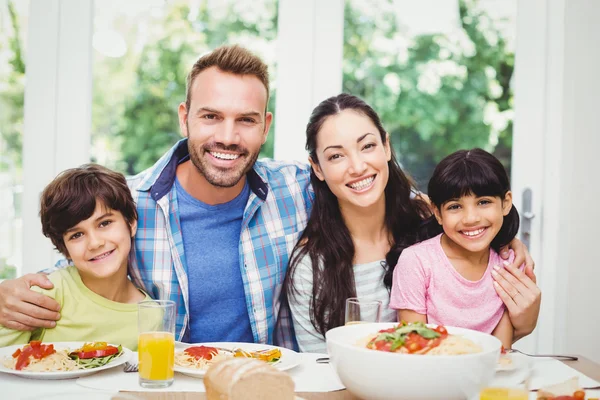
[3,352,599,400]
[114,356,600,399]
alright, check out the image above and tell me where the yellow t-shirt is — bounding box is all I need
[0,266,151,350]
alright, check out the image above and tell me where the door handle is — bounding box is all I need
[520,188,535,249]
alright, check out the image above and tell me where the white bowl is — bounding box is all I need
[326,322,501,400]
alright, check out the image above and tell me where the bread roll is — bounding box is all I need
[204,357,295,400]
[537,377,583,398]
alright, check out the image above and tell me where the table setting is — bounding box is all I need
[1,298,599,399]
[1,328,599,400]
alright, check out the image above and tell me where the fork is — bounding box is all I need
[509,348,578,361]
[123,361,139,373]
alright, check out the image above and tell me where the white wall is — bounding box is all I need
[512,0,600,363]
[21,0,93,274]
[558,0,600,363]
[273,0,344,162]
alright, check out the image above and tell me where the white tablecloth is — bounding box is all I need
[2,353,599,400]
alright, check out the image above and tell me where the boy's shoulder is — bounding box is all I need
[30,267,74,306]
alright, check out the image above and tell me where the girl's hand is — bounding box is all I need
[500,237,535,273]
[492,262,541,341]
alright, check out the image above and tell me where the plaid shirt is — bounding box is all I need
[127,139,313,348]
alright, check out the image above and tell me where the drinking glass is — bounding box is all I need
[138,300,176,388]
[344,297,382,325]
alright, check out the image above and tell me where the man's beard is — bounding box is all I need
[187,139,259,188]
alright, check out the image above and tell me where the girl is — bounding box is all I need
[390,148,520,348]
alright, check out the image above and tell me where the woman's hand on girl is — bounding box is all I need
[492,256,541,341]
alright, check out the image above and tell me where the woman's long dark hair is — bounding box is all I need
[421,148,520,252]
[283,93,430,336]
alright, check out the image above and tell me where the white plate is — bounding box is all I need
[496,352,529,372]
[0,342,131,380]
[491,353,532,387]
[174,342,301,378]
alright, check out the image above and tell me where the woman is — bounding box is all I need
[284,93,540,353]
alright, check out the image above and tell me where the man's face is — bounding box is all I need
[179,66,272,188]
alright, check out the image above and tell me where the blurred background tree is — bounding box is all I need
[0,0,25,173]
[0,0,25,280]
[343,0,514,189]
[2,0,515,184]
[0,0,515,279]
[92,0,278,175]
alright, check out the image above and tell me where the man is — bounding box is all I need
[0,45,540,347]
[0,45,311,347]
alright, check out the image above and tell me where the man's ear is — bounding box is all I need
[309,156,325,181]
[502,191,514,216]
[262,112,273,145]
[178,102,189,138]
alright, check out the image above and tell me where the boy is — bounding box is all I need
[0,164,149,350]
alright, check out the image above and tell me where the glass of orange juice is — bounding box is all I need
[138,300,176,388]
[479,388,528,400]
[345,297,382,326]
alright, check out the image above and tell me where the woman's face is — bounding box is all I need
[310,109,391,210]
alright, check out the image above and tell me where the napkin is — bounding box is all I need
[489,356,600,391]
[527,358,600,390]
[76,352,345,393]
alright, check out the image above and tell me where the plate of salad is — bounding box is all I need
[0,341,131,380]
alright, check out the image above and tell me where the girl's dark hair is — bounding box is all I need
[283,93,430,336]
[422,148,520,252]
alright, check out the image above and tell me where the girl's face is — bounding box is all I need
[63,201,137,281]
[433,192,513,254]
[310,109,391,210]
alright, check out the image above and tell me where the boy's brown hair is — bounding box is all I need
[39,164,137,257]
[185,45,270,112]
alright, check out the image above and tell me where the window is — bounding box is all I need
[343,0,516,189]
[92,0,279,176]
[0,0,28,279]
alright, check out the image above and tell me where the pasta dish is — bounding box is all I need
[364,322,482,355]
[175,345,283,370]
[2,341,123,372]
[175,346,232,370]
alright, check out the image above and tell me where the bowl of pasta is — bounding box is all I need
[325,322,502,400]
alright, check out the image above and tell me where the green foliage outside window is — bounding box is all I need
[343,0,514,188]
[0,0,25,174]
[1,0,514,190]
[92,1,278,175]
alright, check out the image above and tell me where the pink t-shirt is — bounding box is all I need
[389,234,513,334]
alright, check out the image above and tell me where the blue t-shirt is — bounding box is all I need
[175,177,254,343]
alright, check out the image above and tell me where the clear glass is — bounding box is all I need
[345,297,382,326]
[138,300,176,389]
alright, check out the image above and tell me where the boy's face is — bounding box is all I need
[62,201,136,281]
